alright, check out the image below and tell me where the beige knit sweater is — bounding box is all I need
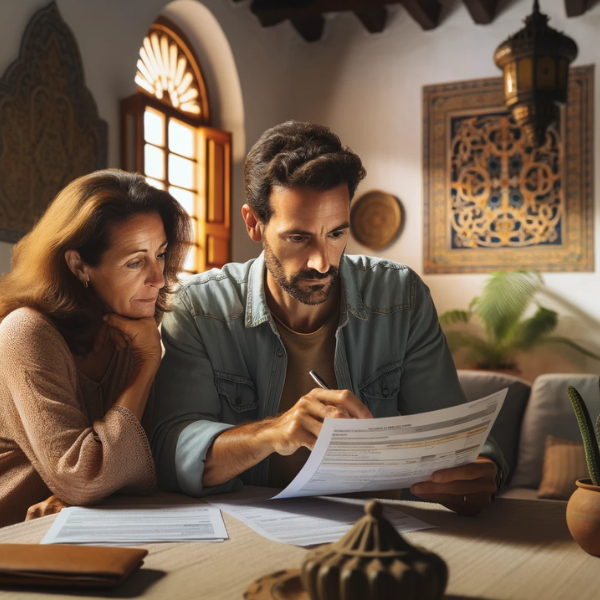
[0,308,157,528]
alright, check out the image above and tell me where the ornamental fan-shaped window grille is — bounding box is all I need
[134,23,209,121]
[122,19,231,275]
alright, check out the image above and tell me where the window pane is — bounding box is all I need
[144,144,165,180]
[144,109,164,146]
[183,219,197,271]
[168,154,195,189]
[183,246,196,272]
[169,186,195,216]
[169,119,195,158]
[146,177,165,190]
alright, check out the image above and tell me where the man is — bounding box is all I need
[152,121,507,515]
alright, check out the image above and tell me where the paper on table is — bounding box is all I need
[210,496,434,546]
[41,505,228,545]
[274,389,507,499]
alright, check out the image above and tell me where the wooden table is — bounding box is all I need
[0,489,597,599]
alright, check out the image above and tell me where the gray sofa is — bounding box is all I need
[457,370,600,500]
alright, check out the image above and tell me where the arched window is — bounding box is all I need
[121,17,232,274]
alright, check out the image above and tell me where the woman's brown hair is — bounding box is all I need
[0,169,193,354]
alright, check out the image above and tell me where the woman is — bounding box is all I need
[0,169,192,527]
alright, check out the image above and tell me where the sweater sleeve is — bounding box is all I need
[0,309,156,505]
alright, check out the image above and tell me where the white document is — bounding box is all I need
[274,389,507,499]
[41,505,228,545]
[210,496,434,546]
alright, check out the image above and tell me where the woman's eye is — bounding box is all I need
[157,252,167,260]
[128,261,142,269]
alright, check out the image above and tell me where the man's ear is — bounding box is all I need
[241,204,264,243]
[64,250,91,285]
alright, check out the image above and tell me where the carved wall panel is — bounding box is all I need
[423,66,594,273]
[0,2,107,242]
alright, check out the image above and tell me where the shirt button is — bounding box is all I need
[276,349,283,357]
[382,389,390,397]
[235,397,243,405]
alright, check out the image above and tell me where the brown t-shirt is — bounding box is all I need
[0,308,156,527]
[268,308,339,489]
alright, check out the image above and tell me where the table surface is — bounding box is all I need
[0,489,597,600]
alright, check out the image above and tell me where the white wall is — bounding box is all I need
[281,0,600,379]
[1,0,598,378]
[0,0,293,272]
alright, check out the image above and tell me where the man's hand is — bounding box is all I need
[409,456,498,516]
[268,389,373,456]
[25,495,69,521]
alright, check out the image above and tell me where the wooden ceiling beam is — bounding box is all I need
[249,0,399,38]
[565,0,589,17]
[249,0,446,36]
[399,0,442,31]
[353,7,387,33]
[291,15,326,42]
[462,0,498,24]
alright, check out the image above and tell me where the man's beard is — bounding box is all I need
[263,239,340,306]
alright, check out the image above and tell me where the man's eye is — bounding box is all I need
[330,230,347,239]
[289,236,305,243]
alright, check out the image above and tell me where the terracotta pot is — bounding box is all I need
[566,478,600,557]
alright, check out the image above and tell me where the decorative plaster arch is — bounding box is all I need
[160,0,245,163]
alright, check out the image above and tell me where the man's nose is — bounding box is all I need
[307,243,330,274]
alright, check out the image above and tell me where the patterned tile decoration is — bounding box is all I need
[0,3,107,243]
[423,66,594,273]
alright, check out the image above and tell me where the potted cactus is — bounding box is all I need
[565,386,600,556]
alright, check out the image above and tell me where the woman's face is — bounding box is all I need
[88,212,168,319]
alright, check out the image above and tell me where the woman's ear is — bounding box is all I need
[64,250,90,286]
[241,204,263,243]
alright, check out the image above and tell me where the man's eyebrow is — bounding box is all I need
[280,222,350,236]
[123,240,168,255]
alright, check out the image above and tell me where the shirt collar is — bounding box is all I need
[245,252,368,329]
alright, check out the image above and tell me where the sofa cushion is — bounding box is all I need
[511,374,600,489]
[458,370,530,484]
[537,435,588,500]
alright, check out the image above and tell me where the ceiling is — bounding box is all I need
[234,0,597,42]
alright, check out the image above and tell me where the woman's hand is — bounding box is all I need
[103,314,162,371]
[25,495,69,521]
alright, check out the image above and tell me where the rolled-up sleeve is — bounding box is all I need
[400,274,508,484]
[152,290,240,497]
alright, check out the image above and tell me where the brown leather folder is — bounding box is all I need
[0,544,148,588]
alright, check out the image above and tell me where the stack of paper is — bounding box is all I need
[41,505,228,545]
[209,496,434,546]
[274,390,507,499]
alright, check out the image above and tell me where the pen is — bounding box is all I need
[309,370,352,418]
[309,370,331,390]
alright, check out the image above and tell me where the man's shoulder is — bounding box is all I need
[344,255,423,314]
[175,259,256,323]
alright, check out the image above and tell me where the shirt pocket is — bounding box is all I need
[358,362,402,417]
[214,371,259,419]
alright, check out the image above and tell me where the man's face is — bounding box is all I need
[261,184,350,306]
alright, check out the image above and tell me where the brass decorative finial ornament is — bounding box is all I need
[300,501,448,600]
[494,0,578,147]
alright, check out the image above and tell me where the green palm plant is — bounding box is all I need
[439,270,600,370]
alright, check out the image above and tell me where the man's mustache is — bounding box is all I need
[292,267,339,282]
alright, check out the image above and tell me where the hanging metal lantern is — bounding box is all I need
[494,0,578,147]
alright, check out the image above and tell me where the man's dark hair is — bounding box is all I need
[244,121,366,223]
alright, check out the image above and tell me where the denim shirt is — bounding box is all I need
[152,253,507,496]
